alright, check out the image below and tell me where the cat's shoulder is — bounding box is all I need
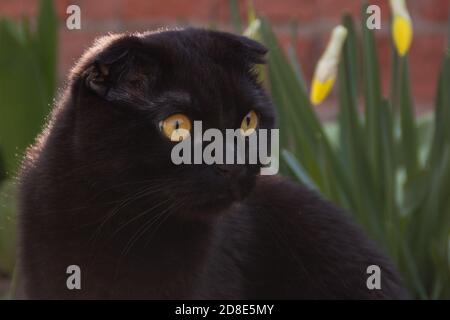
[246,175,346,223]
[233,176,408,299]
[243,175,376,250]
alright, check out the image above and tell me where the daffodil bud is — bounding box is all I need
[243,19,261,40]
[390,0,413,56]
[310,25,348,106]
[243,19,265,83]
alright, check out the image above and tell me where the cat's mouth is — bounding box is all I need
[160,165,258,217]
[190,178,255,213]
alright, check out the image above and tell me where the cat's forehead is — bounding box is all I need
[139,28,266,70]
[73,29,268,121]
[154,90,192,107]
[73,28,266,88]
[141,29,262,99]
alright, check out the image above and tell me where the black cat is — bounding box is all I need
[17,28,408,299]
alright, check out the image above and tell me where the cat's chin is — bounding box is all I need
[183,189,247,219]
[193,195,236,214]
[169,175,256,219]
[154,187,236,220]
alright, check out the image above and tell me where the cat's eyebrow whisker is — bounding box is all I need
[154,90,191,106]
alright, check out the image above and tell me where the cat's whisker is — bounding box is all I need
[88,181,177,247]
[120,198,183,257]
[109,197,173,238]
[39,178,176,215]
[142,198,186,249]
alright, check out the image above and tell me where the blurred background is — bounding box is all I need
[0,0,449,299]
[1,0,448,114]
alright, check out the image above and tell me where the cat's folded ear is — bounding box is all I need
[82,36,148,101]
[233,34,268,65]
[84,50,129,97]
[209,31,268,66]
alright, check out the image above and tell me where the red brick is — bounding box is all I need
[61,0,122,20]
[214,0,249,26]
[252,0,317,23]
[0,0,38,18]
[0,0,74,21]
[368,0,392,20]
[54,0,71,19]
[317,0,361,21]
[122,0,219,21]
[58,29,100,77]
[1,0,448,111]
[276,32,318,81]
[409,34,447,103]
[413,0,450,22]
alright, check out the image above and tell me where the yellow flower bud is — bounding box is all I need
[311,78,336,106]
[243,19,261,39]
[390,0,413,56]
[310,25,348,105]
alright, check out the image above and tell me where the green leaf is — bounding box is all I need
[229,0,242,33]
[428,54,450,167]
[398,57,419,178]
[36,0,58,103]
[0,1,57,178]
[0,180,17,276]
[260,18,353,207]
[361,4,384,209]
[282,149,319,192]
[254,7,450,298]
[0,149,6,183]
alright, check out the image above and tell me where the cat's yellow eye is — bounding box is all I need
[159,113,192,142]
[240,110,258,136]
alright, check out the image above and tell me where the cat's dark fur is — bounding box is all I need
[17,28,408,299]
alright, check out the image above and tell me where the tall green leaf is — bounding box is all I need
[0,0,57,178]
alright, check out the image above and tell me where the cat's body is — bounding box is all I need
[17,28,407,299]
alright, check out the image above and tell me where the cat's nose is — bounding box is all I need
[215,164,232,174]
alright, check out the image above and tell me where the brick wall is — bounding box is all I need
[1,0,449,112]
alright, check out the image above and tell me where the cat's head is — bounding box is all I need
[69,28,275,217]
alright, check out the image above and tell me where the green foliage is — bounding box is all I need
[0,0,447,300]
[0,0,57,180]
[0,0,57,289]
[238,1,450,298]
[0,181,16,276]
